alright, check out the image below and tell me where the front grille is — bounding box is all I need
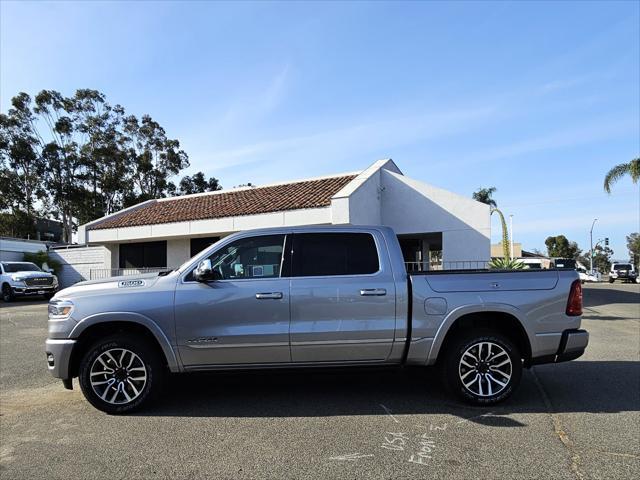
[25,277,54,287]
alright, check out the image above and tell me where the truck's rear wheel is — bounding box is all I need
[78,334,165,414]
[442,330,522,405]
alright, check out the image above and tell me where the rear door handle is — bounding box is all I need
[360,288,387,296]
[255,292,283,300]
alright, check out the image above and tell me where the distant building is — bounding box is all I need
[77,159,492,272]
[33,218,63,242]
[491,242,523,258]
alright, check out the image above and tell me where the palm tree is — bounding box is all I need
[604,158,640,193]
[472,187,497,207]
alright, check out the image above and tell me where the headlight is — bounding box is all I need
[48,300,74,320]
[11,275,25,282]
[53,275,59,287]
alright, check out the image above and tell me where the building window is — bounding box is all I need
[119,241,167,268]
[190,237,220,258]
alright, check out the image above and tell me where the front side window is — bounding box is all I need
[197,234,285,280]
[292,233,379,277]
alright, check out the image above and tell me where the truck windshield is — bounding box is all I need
[1,262,42,273]
[613,264,632,270]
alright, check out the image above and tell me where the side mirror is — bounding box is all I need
[194,259,215,282]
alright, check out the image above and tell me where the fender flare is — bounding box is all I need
[69,311,181,372]
[427,302,533,364]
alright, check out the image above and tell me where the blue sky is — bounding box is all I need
[1,1,639,258]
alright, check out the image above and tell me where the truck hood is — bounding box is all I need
[9,271,55,280]
[54,272,165,299]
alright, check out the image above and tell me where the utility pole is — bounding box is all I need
[509,214,514,259]
[590,218,598,273]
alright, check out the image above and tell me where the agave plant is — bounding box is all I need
[490,207,510,259]
[489,257,526,270]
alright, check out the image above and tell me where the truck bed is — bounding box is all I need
[404,268,581,366]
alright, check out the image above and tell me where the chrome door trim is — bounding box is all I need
[360,288,387,296]
[186,341,290,350]
[255,292,283,299]
[290,339,394,346]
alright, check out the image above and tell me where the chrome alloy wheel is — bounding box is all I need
[89,348,147,405]
[458,341,512,397]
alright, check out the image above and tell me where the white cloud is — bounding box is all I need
[197,105,499,172]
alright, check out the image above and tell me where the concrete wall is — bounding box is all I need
[49,246,108,288]
[0,238,51,261]
[330,159,401,225]
[167,238,190,268]
[380,170,490,262]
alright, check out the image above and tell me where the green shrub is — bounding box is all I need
[23,251,62,275]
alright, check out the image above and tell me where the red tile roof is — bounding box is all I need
[88,174,357,230]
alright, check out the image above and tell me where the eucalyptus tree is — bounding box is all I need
[33,89,88,242]
[176,172,222,195]
[121,114,189,205]
[0,93,46,220]
[1,88,193,243]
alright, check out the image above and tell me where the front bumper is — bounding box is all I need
[12,285,57,296]
[531,329,589,365]
[45,338,76,388]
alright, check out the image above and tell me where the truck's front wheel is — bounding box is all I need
[78,334,165,414]
[442,330,522,405]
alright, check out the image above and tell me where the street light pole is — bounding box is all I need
[590,218,598,273]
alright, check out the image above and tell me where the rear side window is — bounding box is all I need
[291,233,379,277]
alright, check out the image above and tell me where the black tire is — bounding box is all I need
[44,292,56,300]
[78,334,165,414]
[608,278,615,284]
[441,330,522,405]
[1,284,14,302]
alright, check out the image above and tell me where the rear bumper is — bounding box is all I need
[45,338,76,387]
[531,329,589,366]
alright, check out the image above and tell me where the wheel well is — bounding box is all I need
[437,312,532,364]
[69,322,167,378]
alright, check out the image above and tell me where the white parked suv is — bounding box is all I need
[0,261,58,302]
[608,263,638,284]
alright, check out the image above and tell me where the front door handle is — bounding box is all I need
[255,292,283,300]
[360,288,387,296]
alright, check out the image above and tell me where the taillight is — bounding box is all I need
[566,280,583,316]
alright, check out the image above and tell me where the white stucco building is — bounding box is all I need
[77,159,490,273]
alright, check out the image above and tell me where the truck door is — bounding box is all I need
[174,234,291,366]
[289,231,396,362]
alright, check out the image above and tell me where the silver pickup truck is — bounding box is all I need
[46,226,588,414]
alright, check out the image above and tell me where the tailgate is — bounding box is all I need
[424,269,559,293]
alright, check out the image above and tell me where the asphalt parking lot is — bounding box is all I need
[1,283,638,479]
